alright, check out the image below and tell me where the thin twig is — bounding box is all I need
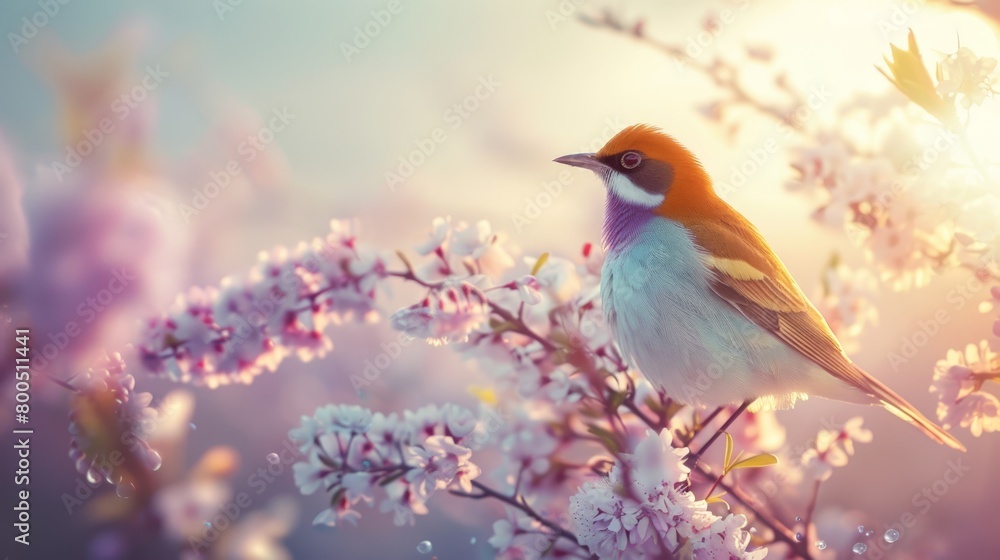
[386,267,558,352]
[803,479,823,547]
[687,401,750,468]
[450,480,582,547]
[36,370,79,392]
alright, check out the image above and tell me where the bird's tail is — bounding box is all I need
[880,398,966,451]
[856,365,966,451]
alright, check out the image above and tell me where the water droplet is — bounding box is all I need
[146,450,163,471]
[470,537,477,544]
[795,532,804,542]
[749,527,757,534]
[115,481,134,498]
[865,530,874,537]
[884,529,900,544]
[189,423,197,431]
[795,516,802,522]
[416,541,433,554]
[361,459,372,469]
[204,522,212,528]
[266,453,280,464]
[816,541,827,550]
[857,525,865,534]
[853,543,868,555]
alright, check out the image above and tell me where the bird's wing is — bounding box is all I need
[684,214,859,382]
[681,204,965,450]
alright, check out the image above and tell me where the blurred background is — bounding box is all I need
[1,0,999,558]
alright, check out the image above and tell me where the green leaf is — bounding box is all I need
[395,250,414,273]
[730,453,779,470]
[378,470,407,486]
[723,432,734,471]
[586,423,620,454]
[706,493,730,508]
[531,253,550,276]
[608,390,628,411]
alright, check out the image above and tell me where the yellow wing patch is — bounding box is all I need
[702,256,767,281]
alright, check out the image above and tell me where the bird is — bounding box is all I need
[554,123,965,452]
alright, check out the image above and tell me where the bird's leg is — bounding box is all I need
[685,400,751,468]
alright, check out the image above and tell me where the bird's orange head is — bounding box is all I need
[554,124,714,217]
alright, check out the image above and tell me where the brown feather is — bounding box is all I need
[693,200,965,451]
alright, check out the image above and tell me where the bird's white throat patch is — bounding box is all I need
[605,171,665,208]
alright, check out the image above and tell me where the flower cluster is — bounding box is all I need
[153,214,812,558]
[570,429,766,559]
[390,279,491,345]
[931,340,1000,437]
[289,403,481,528]
[68,352,162,497]
[138,220,387,387]
[785,115,964,291]
[801,417,873,481]
[413,216,515,280]
[936,47,998,109]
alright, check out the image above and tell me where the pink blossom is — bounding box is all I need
[138,220,386,387]
[801,417,872,481]
[390,280,490,345]
[932,341,1000,436]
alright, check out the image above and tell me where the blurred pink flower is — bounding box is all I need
[813,264,878,352]
[801,417,872,481]
[139,220,386,387]
[932,341,1000,436]
[451,219,515,277]
[68,352,162,494]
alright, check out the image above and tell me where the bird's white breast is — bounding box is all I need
[601,217,816,408]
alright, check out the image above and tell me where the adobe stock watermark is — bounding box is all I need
[876,0,927,40]
[886,251,994,372]
[188,436,303,551]
[672,0,751,72]
[49,64,170,183]
[178,106,295,223]
[32,268,138,372]
[861,458,970,559]
[340,0,408,63]
[715,83,834,197]
[857,127,958,227]
[350,331,415,394]
[207,228,341,361]
[545,0,589,30]
[212,0,249,21]
[512,117,624,233]
[385,74,500,192]
[743,415,845,509]
[7,0,73,54]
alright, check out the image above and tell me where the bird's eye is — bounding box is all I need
[621,152,642,169]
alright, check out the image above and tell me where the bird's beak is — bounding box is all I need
[553,152,606,173]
